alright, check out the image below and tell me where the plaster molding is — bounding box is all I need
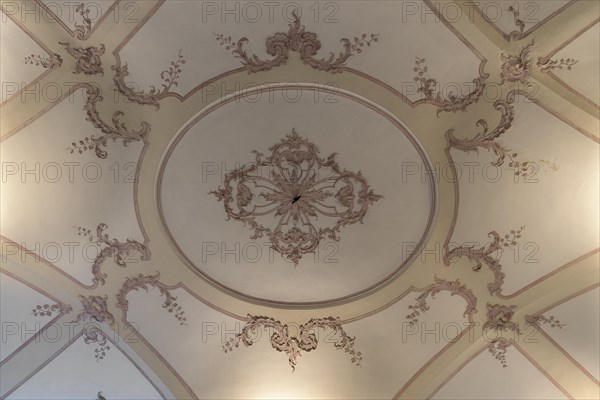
[223,314,361,371]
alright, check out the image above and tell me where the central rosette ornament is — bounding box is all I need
[210,129,382,264]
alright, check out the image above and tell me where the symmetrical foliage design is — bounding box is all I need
[75,224,150,286]
[116,272,186,325]
[444,226,525,295]
[23,53,62,68]
[223,314,361,371]
[112,50,186,109]
[500,41,534,85]
[67,84,150,158]
[413,57,486,114]
[216,13,379,73]
[210,129,382,264]
[406,276,477,325]
[59,42,105,75]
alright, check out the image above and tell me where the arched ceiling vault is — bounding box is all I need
[1,1,599,399]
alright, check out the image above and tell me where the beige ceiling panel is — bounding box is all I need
[0,0,598,398]
[38,0,117,39]
[125,285,470,399]
[0,10,57,104]
[475,0,574,39]
[538,286,600,381]
[545,22,600,107]
[0,271,66,362]
[431,344,570,399]
[0,88,145,286]
[450,96,599,295]
[5,333,164,399]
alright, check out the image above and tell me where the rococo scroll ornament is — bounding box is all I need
[223,314,361,371]
[413,57,486,115]
[67,84,150,158]
[446,96,515,167]
[75,295,115,362]
[73,2,93,39]
[406,276,477,325]
[500,41,534,85]
[116,272,187,325]
[59,42,105,75]
[444,226,525,295]
[445,94,538,178]
[484,303,521,368]
[75,224,150,286]
[112,50,186,109]
[216,13,379,73]
[210,129,382,264]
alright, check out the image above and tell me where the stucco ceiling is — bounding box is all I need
[1,1,599,399]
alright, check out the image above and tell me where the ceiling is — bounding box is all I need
[0,0,599,399]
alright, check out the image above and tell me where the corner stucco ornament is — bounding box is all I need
[210,129,382,264]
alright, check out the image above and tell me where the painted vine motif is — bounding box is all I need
[23,53,62,69]
[223,314,361,371]
[73,2,93,39]
[31,303,72,317]
[525,313,566,329]
[537,56,578,72]
[216,13,379,73]
[210,129,382,264]
[488,337,511,368]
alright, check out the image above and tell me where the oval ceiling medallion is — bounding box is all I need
[158,85,436,306]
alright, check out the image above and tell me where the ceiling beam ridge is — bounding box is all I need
[0,236,94,298]
[85,0,163,52]
[0,310,80,399]
[433,0,508,70]
[1,0,66,48]
[393,325,487,399]
[115,317,198,400]
[524,2,599,57]
[499,249,600,310]
[513,335,598,399]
